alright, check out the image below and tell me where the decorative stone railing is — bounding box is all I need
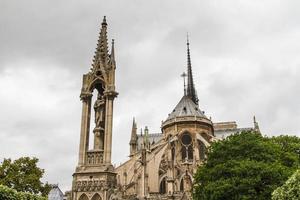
[161,115,213,129]
[86,150,104,165]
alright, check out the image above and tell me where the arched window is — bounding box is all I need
[180,179,184,191]
[91,193,101,200]
[180,176,192,192]
[185,176,192,191]
[181,133,193,161]
[181,146,187,160]
[198,140,206,161]
[188,145,193,160]
[79,193,89,200]
[159,177,167,194]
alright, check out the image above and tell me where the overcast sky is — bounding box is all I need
[0,0,300,192]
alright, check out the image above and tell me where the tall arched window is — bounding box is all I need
[180,179,184,191]
[159,177,167,194]
[181,133,193,161]
[180,176,192,192]
[198,140,206,161]
[188,145,193,160]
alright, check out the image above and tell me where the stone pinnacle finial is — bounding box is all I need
[110,39,116,68]
[102,16,107,26]
[92,16,109,72]
[143,126,149,149]
[186,34,199,105]
[130,117,137,144]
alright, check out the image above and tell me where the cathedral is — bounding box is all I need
[68,17,260,200]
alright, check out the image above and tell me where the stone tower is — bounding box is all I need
[71,16,118,200]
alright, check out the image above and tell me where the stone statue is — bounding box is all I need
[94,93,105,129]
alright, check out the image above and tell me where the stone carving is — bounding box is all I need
[94,93,105,129]
[75,179,106,192]
[86,151,104,165]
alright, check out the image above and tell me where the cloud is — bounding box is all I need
[0,0,299,192]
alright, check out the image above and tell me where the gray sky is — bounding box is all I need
[0,0,300,192]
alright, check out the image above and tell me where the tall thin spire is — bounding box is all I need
[186,34,199,105]
[129,117,138,156]
[110,39,115,68]
[92,16,109,71]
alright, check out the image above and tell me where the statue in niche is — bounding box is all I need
[94,93,105,129]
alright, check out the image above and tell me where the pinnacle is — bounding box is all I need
[102,16,107,26]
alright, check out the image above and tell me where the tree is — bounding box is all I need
[0,157,51,197]
[272,170,300,200]
[193,131,300,200]
[0,184,46,200]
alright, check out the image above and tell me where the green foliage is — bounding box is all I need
[0,157,51,197]
[193,131,300,200]
[0,184,46,200]
[272,170,300,200]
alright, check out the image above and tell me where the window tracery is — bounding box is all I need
[180,133,193,161]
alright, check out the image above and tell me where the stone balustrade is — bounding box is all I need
[86,150,104,165]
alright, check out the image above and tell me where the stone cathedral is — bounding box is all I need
[68,17,260,200]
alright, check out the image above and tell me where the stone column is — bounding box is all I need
[103,90,117,164]
[167,159,174,196]
[78,93,92,165]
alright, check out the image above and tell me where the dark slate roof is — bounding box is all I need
[48,185,64,200]
[166,95,207,120]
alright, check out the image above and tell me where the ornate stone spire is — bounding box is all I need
[130,117,137,144]
[129,117,138,156]
[186,35,199,105]
[143,126,150,150]
[92,16,109,73]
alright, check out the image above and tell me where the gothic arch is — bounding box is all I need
[159,176,167,194]
[196,133,210,147]
[91,193,101,200]
[178,128,198,139]
[179,173,193,192]
[89,78,105,94]
[179,172,193,184]
[180,178,184,191]
[78,193,89,200]
[198,140,206,161]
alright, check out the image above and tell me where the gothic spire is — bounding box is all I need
[130,117,137,144]
[110,39,116,68]
[92,16,109,72]
[143,126,150,150]
[186,35,199,105]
